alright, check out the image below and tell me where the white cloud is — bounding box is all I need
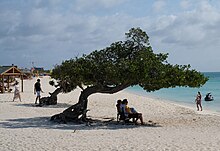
[74,0,128,12]
[0,0,220,71]
[180,0,191,9]
[152,0,166,13]
[151,1,220,47]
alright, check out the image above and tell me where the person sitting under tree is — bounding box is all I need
[122,99,144,125]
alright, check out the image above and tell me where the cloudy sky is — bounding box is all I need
[0,0,220,71]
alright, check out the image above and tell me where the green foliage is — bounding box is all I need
[51,27,208,92]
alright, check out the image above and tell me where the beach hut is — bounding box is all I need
[0,65,24,93]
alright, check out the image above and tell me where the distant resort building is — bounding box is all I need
[31,67,44,76]
[20,68,32,79]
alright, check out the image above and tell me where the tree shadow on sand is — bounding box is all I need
[14,103,72,108]
[0,116,161,131]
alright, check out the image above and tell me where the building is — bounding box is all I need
[0,65,24,93]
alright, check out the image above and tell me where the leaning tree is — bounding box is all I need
[50,27,208,123]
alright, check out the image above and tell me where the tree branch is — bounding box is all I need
[97,83,130,94]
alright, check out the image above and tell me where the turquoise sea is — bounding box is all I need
[127,72,220,112]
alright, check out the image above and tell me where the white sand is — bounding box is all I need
[1,76,220,151]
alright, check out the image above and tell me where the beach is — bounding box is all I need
[1,76,220,151]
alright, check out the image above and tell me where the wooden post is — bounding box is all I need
[21,74,23,92]
[7,76,10,92]
[0,76,3,93]
[2,75,4,93]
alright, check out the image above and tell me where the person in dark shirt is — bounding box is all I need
[34,79,43,104]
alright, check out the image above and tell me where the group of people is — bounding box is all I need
[116,99,144,125]
[12,79,43,104]
[11,79,205,123]
[116,91,204,125]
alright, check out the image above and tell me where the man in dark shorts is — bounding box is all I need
[34,79,43,104]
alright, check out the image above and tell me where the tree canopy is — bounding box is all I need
[51,27,208,93]
[49,27,208,122]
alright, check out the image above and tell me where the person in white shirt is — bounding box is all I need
[13,81,21,102]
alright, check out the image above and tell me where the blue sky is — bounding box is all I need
[0,0,220,71]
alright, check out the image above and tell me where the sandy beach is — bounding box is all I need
[1,76,220,151]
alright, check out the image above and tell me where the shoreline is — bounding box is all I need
[126,88,220,117]
[1,76,220,151]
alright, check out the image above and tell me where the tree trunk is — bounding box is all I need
[51,83,130,123]
[38,87,62,106]
[50,86,98,123]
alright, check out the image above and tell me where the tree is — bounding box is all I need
[50,27,208,123]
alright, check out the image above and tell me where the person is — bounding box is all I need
[34,79,43,104]
[13,81,21,102]
[116,99,122,113]
[207,93,213,100]
[195,91,202,111]
[122,99,144,125]
[116,99,122,122]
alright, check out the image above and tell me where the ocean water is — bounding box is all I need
[127,72,220,112]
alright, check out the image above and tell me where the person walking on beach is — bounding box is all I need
[13,81,21,102]
[34,79,43,104]
[195,91,202,111]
